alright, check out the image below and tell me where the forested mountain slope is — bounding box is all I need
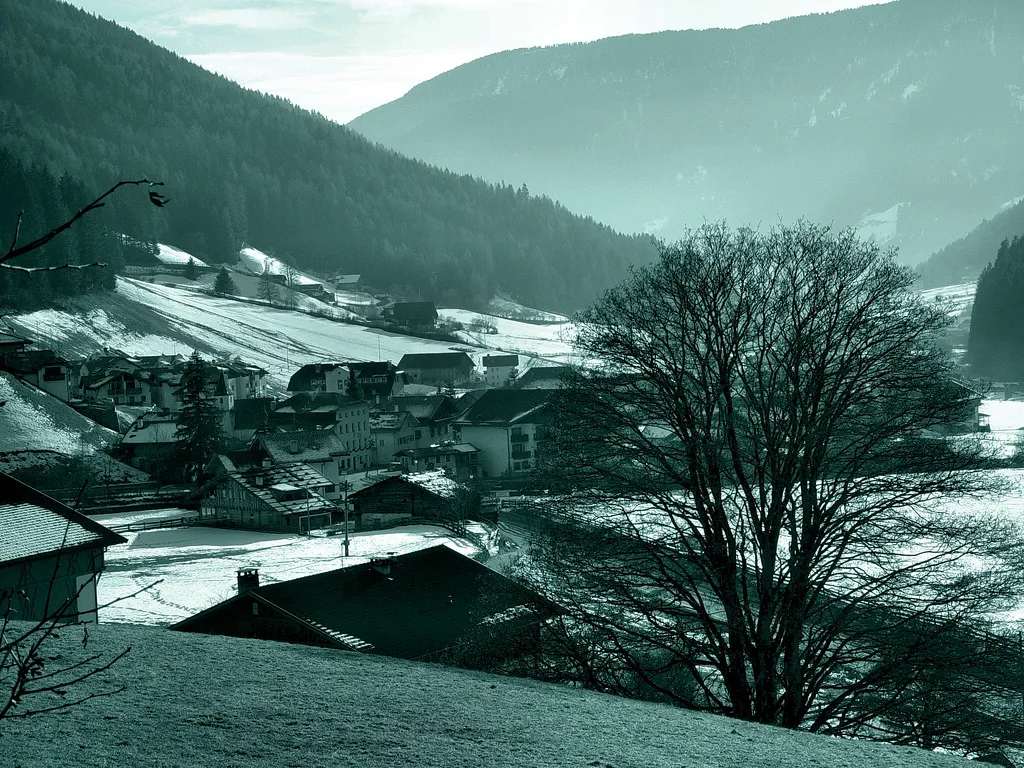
[351,0,1024,266]
[0,0,653,313]
[917,196,1024,288]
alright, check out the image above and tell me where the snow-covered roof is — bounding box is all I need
[0,473,126,565]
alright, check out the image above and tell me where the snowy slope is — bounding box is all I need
[0,625,976,767]
[7,279,537,394]
[154,243,208,268]
[0,372,116,455]
[237,246,323,286]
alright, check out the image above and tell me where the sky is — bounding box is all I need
[73,1,893,125]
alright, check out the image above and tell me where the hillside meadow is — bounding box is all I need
[0,623,975,767]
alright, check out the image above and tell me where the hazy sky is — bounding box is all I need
[73,1,893,124]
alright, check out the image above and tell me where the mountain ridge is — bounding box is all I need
[0,0,654,314]
[350,0,1024,266]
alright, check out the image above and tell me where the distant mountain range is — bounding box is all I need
[350,0,1024,267]
[0,0,653,314]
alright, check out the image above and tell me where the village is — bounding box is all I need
[0,292,580,668]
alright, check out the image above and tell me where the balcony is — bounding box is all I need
[510,433,529,444]
[511,450,531,460]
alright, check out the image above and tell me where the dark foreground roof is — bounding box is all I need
[0,473,126,565]
[171,544,560,659]
[397,352,474,370]
[455,389,552,426]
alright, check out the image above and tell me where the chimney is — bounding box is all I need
[370,553,397,575]
[237,567,259,592]
[289,439,299,454]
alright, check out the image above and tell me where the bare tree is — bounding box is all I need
[1,178,166,274]
[1,485,156,723]
[526,221,1024,751]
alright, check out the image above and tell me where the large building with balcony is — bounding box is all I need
[453,390,552,478]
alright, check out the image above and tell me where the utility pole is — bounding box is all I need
[342,480,351,556]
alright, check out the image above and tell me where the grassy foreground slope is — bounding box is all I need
[0,624,971,768]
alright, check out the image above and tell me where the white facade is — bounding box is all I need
[458,422,540,477]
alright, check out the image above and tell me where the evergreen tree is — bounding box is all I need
[174,351,224,482]
[213,266,237,295]
[967,236,1024,379]
[183,257,199,280]
[344,372,363,401]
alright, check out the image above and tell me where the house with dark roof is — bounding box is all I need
[394,443,480,482]
[120,411,180,475]
[389,301,438,329]
[392,394,463,448]
[0,472,126,623]
[482,354,519,388]
[348,361,406,402]
[332,274,362,291]
[0,330,32,365]
[270,392,372,470]
[397,352,474,387]
[251,429,352,497]
[347,472,456,528]
[454,390,553,478]
[232,397,276,442]
[81,369,153,406]
[286,362,349,394]
[0,349,73,401]
[515,365,572,390]
[170,544,561,664]
[197,463,337,533]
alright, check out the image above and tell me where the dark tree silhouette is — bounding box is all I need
[524,222,1024,752]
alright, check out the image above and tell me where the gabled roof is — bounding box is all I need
[397,352,474,370]
[1,349,69,374]
[0,330,32,348]
[369,411,418,431]
[0,473,126,566]
[254,429,348,464]
[391,302,438,323]
[349,361,395,378]
[121,412,179,445]
[392,394,461,424]
[209,464,335,517]
[455,389,552,427]
[482,354,519,368]
[395,443,480,460]
[171,544,560,660]
[286,362,348,392]
[515,365,572,389]
[273,391,364,415]
[233,398,276,431]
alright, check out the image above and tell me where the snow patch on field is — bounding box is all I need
[486,296,568,323]
[440,308,575,362]
[237,246,322,286]
[155,244,208,268]
[101,524,483,625]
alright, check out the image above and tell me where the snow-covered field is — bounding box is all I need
[440,307,576,364]
[100,524,486,625]
[8,278,529,393]
[916,280,976,320]
[486,296,568,323]
[979,398,1024,458]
